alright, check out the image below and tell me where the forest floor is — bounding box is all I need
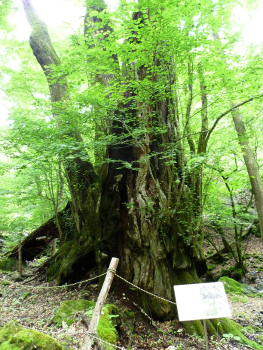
[0,234,263,350]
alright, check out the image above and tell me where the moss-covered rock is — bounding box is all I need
[231,268,244,281]
[53,300,119,349]
[53,299,95,326]
[219,276,263,298]
[0,320,62,350]
[219,276,245,295]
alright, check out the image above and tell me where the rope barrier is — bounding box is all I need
[1,268,176,305]
[0,273,106,290]
[115,273,177,306]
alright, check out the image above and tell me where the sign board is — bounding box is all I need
[174,282,231,322]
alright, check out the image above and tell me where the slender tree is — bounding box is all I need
[212,33,263,244]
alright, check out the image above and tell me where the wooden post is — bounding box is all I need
[18,240,23,277]
[203,319,209,350]
[81,257,119,350]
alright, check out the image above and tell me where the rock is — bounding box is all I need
[219,276,245,295]
[167,346,176,350]
[241,283,258,294]
[249,271,257,283]
[53,299,95,327]
[0,320,62,349]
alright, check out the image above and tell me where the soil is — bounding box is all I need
[0,234,263,350]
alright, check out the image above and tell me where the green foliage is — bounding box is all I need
[0,0,12,30]
[0,0,263,296]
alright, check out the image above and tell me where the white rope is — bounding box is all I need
[1,269,177,306]
[0,273,107,290]
[115,273,177,306]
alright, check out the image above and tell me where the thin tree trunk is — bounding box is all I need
[231,107,263,244]
[212,33,263,244]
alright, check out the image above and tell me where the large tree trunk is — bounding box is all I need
[21,0,207,321]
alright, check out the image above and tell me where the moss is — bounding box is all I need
[1,281,11,286]
[243,326,260,334]
[53,300,118,350]
[53,300,95,326]
[221,267,234,277]
[97,306,118,347]
[0,257,18,271]
[182,320,205,336]
[85,304,118,349]
[0,320,62,350]
[174,269,199,286]
[231,295,249,303]
[258,334,263,343]
[219,319,262,350]
[47,241,73,282]
[207,264,216,271]
[122,309,135,332]
[231,268,243,281]
[219,276,245,295]
[182,318,261,349]
[47,239,93,283]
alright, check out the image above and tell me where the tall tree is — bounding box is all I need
[19,0,262,335]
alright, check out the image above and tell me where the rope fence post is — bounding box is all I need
[81,257,119,350]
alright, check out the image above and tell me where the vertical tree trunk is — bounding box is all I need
[232,107,263,244]
[212,33,263,244]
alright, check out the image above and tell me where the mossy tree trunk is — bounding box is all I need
[22,0,206,320]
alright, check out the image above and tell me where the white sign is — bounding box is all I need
[174,282,231,322]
